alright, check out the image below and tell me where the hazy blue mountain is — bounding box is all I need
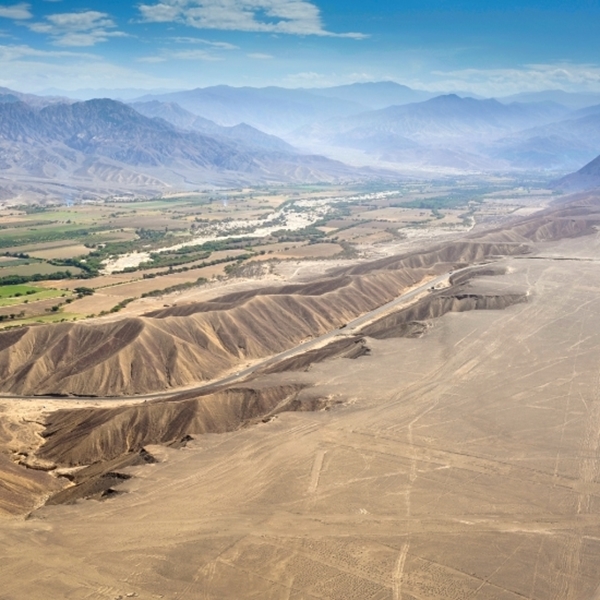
[3,85,594,180]
[287,94,588,169]
[130,100,219,131]
[0,98,367,189]
[0,93,20,104]
[570,103,600,119]
[0,86,71,108]
[130,100,295,153]
[289,95,572,169]
[497,90,600,110]
[304,82,435,109]
[40,87,182,101]
[133,85,367,135]
[490,112,600,169]
[554,154,600,191]
[0,99,236,167]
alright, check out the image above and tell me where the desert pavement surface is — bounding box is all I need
[3,204,600,598]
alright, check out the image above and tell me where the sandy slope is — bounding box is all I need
[0,242,550,397]
[3,232,600,597]
[1,195,597,397]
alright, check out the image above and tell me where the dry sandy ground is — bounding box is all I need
[2,232,600,598]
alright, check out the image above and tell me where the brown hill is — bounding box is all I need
[554,154,600,191]
[0,410,65,515]
[0,241,529,397]
[360,290,528,339]
[1,198,600,398]
[0,383,310,512]
[38,383,306,467]
[0,453,63,515]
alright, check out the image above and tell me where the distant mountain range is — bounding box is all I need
[0,86,71,109]
[295,94,569,144]
[133,86,366,136]
[302,82,436,110]
[127,89,600,173]
[497,90,600,110]
[2,82,600,201]
[0,97,369,199]
[286,94,576,170]
[489,108,600,169]
[129,100,295,153]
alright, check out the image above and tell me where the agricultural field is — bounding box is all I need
[0,284,65,306]
[0,178,556,328]
[0,284,42,298]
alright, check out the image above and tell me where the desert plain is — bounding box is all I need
[1,189,600,599]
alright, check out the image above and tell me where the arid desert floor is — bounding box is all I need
[3,203,600,598]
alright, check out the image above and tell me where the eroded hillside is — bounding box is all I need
[1,195,598,398]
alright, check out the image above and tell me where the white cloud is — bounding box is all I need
[0,43,97,61]
[170,48,223,60]
[247,52,272,59]
[28,10,126,46]
[139,0,366,38]
[282,70,378,87]
[170,36,238,49]
[137,55,168,63]
[283,70,325,85]
[424,63,600,96]
[0,3,32,20]
[137,42,235,63]
[0,43,179,91]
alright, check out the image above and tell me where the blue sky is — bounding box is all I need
[0,0,599,96]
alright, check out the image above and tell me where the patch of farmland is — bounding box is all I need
[29,244,91,260]
[101,263,228,299]
[0,284,44,299]
[354,207,434,222]
[0,262,83,277]
[279,243,343,259]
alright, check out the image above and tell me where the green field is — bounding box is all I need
[0,221,108,249]
[0,262,83,277]
[0,286,67,306]
[106,198,197,211]
[0,284,43,298]
[0,258,29,268]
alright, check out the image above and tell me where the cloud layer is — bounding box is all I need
[0,43,177,91]
[139,0,365,38]
[29,11,125,46]
[0,3,32,21]
[425,63,600,96]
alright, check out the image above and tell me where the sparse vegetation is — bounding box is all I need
[140,277,208,298]
[0,179,552,323]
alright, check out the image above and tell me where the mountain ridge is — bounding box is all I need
[0,97,373,196]
[133,85,368,135]
[288,94,573,169]
[129,100,296,153]
[555,154,600,191]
